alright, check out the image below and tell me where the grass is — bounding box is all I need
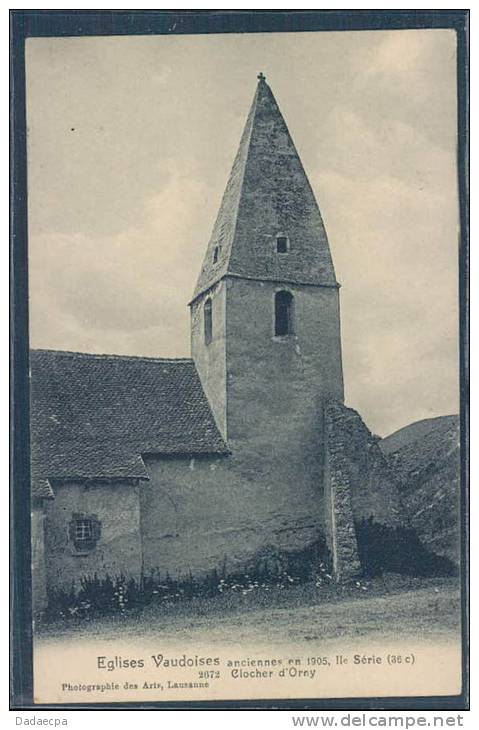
[37,573,461,647]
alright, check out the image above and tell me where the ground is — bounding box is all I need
[38,574,461,647]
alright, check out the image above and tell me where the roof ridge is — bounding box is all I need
[192,82,260,302]
[30,348,193,364]
[224,83,259,286]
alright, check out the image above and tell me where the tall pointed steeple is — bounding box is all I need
[192,73,337,302]
[190,73,344,442]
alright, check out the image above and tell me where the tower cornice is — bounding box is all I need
[188,272,340,307]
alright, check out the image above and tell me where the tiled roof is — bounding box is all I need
[30,349,229,490]
[32,478,55,500]
[192,76,337,302]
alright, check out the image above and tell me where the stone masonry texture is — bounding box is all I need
[325,402,403,527]
[323,401,405,580]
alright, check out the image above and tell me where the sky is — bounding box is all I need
[25,29,459,437]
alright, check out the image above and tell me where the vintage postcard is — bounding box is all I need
[13,15,467,707]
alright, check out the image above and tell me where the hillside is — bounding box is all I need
[381,415,459,455]
[380,415,461,565]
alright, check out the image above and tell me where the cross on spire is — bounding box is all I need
[257,72,266,82]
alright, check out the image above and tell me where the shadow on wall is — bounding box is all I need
[355,516,458,578]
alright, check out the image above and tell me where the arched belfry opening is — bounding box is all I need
[274,290,294,336]
[204,298,213,345]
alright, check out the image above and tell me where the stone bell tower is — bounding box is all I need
[190,74,344,464]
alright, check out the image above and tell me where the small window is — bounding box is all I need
[275,290,294,336]
[204,298,213,345]
[75,519,93,542]
[276,235,289,254]
[68,513,101,553]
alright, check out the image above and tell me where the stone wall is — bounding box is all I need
[323,401,404,579]
[323,407,362,581]
[325,402,403,526]
[44,480,142,594]
[141,453,323,580]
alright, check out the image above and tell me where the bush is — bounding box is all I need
[46,573,145,620]
[45,539,333,621]
[355,516,457,577]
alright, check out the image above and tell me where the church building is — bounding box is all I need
[30,74,403,613]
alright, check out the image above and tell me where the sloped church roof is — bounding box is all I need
[192,73,337,302]
[30,350,228,496]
